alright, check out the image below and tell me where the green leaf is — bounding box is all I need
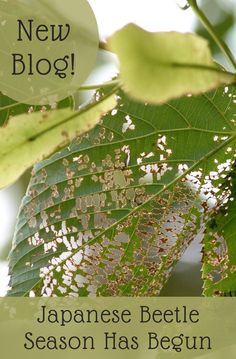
[0,93,73,127]
[7,85,236,297]
[108,24,236,104]
[202,163,236,296]
[0,90,117,189]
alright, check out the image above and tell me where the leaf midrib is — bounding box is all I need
[16,133,236,297]
[0,87,118,157]
[24,127,234,206]
[18,121,235,233]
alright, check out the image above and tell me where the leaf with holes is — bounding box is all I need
[202,162,236,296]
[108,24,236,104]
[0,90,116,189]
[7,85,236,297]
[0,92,73,127]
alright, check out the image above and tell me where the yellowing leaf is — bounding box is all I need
[108,24,236,104]
[0,94,73,127]
[0,92,117,189]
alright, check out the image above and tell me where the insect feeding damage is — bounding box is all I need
[8,86,236,297]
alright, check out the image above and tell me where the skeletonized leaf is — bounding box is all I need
[0,91,117,189]
[7,85,236,297]
[108,24,236,104]
[202,163,236,296]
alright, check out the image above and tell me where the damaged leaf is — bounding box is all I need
[0,92,73,127]
[0,91,117,189]
[108,24,236,104]
[202,162,236,296]
[7,85,236,297]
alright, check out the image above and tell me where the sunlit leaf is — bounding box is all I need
[0,93,73,127]
[108,24,236,104]
[0,90,117,189]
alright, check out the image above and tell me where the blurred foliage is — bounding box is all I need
[195,0,235,56]
[0,170,31,261]
[0,95,73,127]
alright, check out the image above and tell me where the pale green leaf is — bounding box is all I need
[7,85,236,297]
[0,91,117,189]
[108,24,236,104]
[0,92,73,127]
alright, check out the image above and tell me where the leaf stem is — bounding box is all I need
[189,0,236,71]
[79,79,120,91]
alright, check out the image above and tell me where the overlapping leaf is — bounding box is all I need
[0,91,116,188]
[108,24,236,104]
[0,93,72,127]
[7,85,236,297]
